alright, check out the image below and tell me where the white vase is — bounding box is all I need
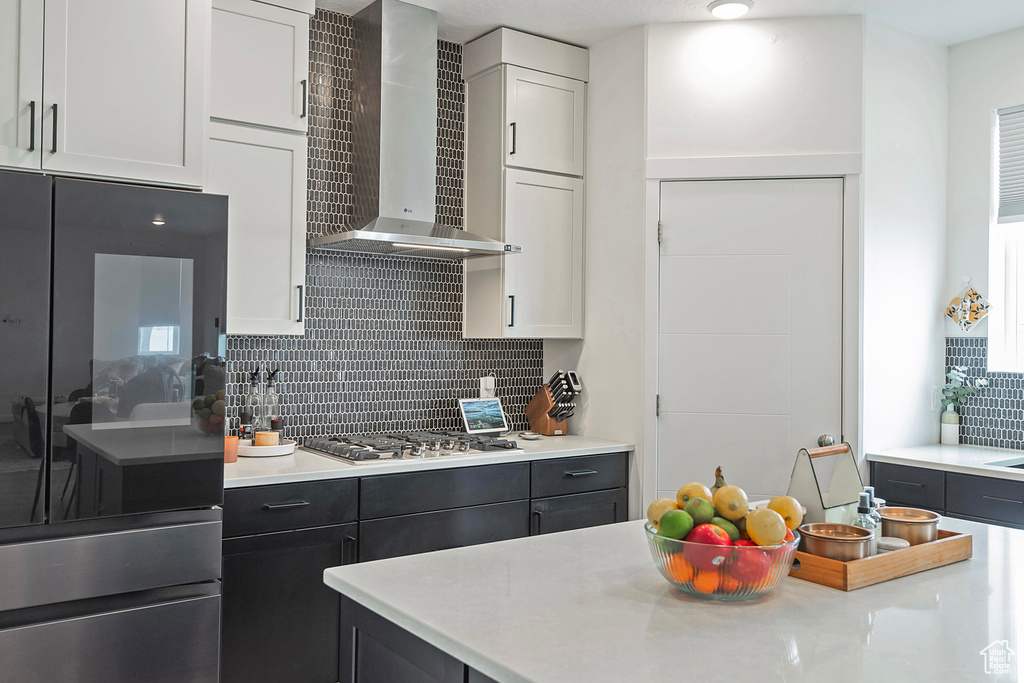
[940,404,959,445]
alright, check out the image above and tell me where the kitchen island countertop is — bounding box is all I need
[224,434,634,488]
[324,516,1017,683]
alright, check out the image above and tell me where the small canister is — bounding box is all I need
[877,507,940,545]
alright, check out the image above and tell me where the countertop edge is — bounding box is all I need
[867,446,1024,482]
[225,438,636,489]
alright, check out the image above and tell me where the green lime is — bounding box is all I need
[657,509,694,540]
[192,398,206,411]
[204,394,217,407]
[683,497,715,526]
[710,516,740,541]
[198,408,213,420]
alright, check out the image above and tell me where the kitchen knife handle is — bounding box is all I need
[300,79,308,118]
[50,103,57,154]
[261,501,309,511]
[889,480,925,488]
[28,101,35,151]
[507,295,515,327]
[565,469,598,478]
[510,122,516,155]
[297,285,304,323]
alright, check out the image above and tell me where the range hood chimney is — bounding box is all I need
[308,0,519,260]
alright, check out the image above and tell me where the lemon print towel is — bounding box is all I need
[946,285,990,332]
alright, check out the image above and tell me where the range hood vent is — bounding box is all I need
[308,0,518,260]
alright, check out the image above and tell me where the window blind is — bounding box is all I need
[999,104,1024,224]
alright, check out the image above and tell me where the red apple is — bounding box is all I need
[684,523,733,571]
[728,546,772,585]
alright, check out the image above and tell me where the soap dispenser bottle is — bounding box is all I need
[244,366,265,432]
[263,368,281,429]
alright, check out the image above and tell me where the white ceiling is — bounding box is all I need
[316,0,1024,48]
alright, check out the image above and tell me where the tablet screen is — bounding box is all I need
[458,398,508,434]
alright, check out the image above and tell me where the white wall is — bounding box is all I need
[946,25,1024,338]
[544,26,647,518]
[861,19,949,452]
[646,16,863,160]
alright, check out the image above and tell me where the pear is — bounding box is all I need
[710,466,728,496]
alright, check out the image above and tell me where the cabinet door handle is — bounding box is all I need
[566,469,598,478]
[296,285,304,323]
[507,295,514,327]
[343,534,357,564]
[509,122,516,155]
[531,509,543,534]
[28,101,35,151]
[889,480,925,487]
[261,501,309,511]
[983,495,1024,505]
[50,103,57,154]
[300,79,308,118]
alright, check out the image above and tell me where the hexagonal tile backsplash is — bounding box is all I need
[224,10,543,438]
[946,337,1024,448]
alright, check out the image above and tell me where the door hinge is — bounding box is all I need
[656,394,660,417]
[657,220,662,246]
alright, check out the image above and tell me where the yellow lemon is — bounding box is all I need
[767,495,805,531]
[646,497,679,528]
[676,482,713,508]
[712,485,750,522]
[745,507,788,546]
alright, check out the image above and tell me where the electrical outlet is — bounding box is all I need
[479,375,496,398]
[931,386,944,410]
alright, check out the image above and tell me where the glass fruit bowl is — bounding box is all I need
[644,522,800,601]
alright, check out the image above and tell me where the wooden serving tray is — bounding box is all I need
[788,529,972,591]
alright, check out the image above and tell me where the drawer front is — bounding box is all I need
[360,463,530,520]
[531,453,627,498]
[947,473,1024,527]
[358,501,530,562]
[530,488,627,536]
[224,479,358,538]
[871,462,945,512]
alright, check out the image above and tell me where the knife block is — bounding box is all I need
[525,385,567,436]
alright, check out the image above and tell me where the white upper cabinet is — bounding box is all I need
[504,66,585,178]
[0,0,43,169]
[41,0,207,186]
[206,122,306,336]
[503,169,584,338]
[210,0,309,133]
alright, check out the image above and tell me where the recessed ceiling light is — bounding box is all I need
[152,216,165,226]
[708,0,752,19]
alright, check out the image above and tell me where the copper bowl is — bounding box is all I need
[797,523,874,561]
[877,507,940,546]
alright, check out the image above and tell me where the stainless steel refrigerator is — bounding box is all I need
[0,170,227,682]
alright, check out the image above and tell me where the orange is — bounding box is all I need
[691,570,720,594]
[718,574,741,593]
[666,554,695,584]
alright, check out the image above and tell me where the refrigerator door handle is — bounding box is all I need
[28,101,35,151]
[50,103,57,154]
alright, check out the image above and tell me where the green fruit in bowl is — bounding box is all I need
[683,497,715,526]
[204,394,216,407]
[710,516,740,542]
[657,509,694,540]
[192,398,206,411]
[212,399,225,416]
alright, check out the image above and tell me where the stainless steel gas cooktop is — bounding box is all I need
[302,430,523,464]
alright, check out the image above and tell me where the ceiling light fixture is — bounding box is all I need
[393,243,470,253]
[707,0,752,19]
[152,217,165,226]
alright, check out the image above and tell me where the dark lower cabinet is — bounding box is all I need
[531,488,627,535]
[221,524,357,683]
[340,596,496,683]
[359,501,531,562]
[871,461,945,512]
[946,473,1024,528]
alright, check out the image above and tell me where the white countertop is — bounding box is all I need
[324,517,1018,683]
[64,423,222,465]
[223,435,634,488]
[868,443,1024,481]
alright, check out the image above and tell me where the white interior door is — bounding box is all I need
[657,178,844,500]
[210,0,309,133]
[0,0,43,169]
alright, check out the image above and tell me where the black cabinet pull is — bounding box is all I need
[565,469,598,478]
[50,103,57,154]
[300,79,307,118]
[261,501,309,511]
[28,100,35,151]
[507,295,514,327]
[343,534,357,564]
[983,495,1024,505]
[889,480,925,487]
[296,284,304,323]
[509,121,516,155]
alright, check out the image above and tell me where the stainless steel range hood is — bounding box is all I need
[308,0,519,260]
